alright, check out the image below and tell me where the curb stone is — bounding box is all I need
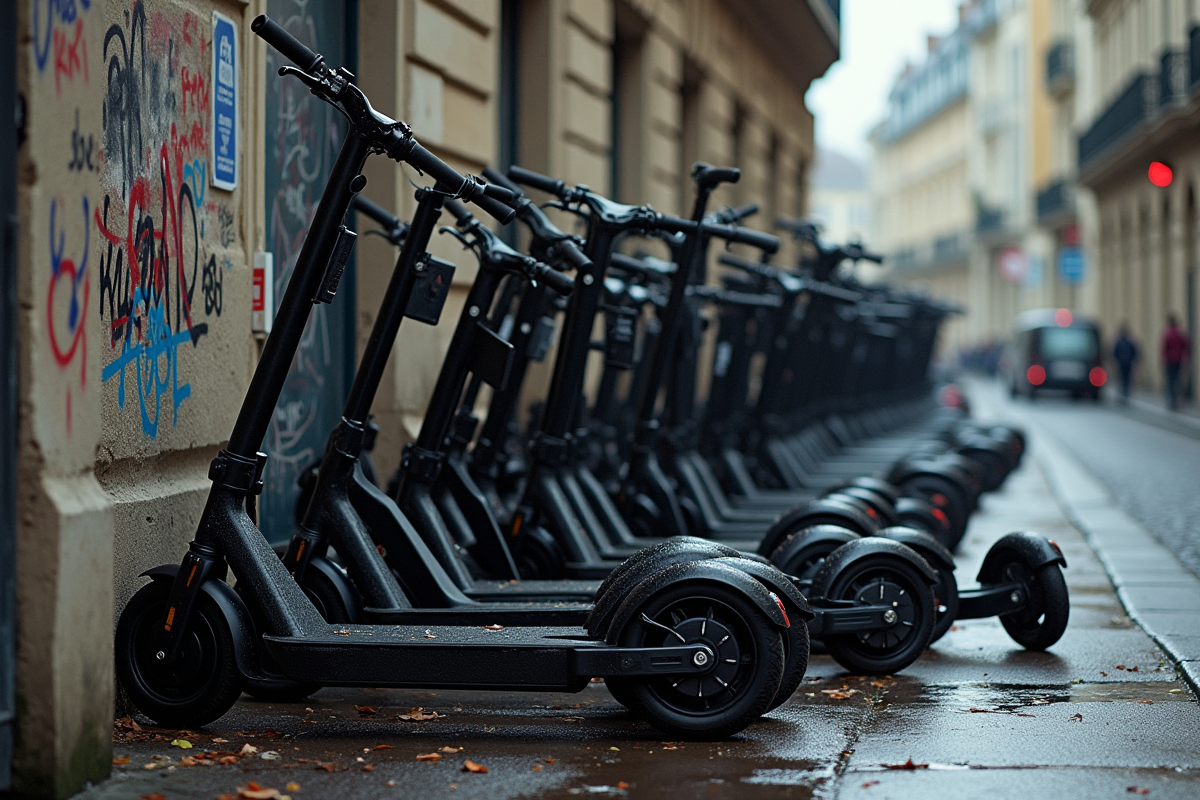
[1028,420,1200,697]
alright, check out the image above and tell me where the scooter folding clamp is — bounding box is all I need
[400,443,445,483]
[331,418,368,458]
[208,449,268,496]
[532,433,571,466]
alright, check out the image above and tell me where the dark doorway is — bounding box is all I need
[0,5,18,788]
[260,0,359,542]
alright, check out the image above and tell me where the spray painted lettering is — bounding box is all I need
[47,196,91,433]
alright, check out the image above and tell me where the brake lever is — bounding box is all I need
[278,65,324,92]
[439,226,475,250]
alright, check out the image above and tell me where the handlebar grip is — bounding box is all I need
[708,223,780,255]
[252,15,324,74]
[555,240,592,272]
[482,182,518,206]
[352,194,403,230]
[729,203,759,221]
[481,166,525,196]
[472,193,517,225]
[508,165,566,197]
[405,141,467,189]
[534,264,575,296]
[444,198,474,226]
[692,163,740,190]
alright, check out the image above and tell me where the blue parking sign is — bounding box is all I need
[1058,247,1085,284]
[212,12,237,190]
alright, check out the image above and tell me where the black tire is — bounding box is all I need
[616,582,785,739]
[927,566,960,644]
[996,561,1070,650]
[819,555,936,675]
[516,526,567,580]
[238,564,353,703]
[116,580,245,728]
[766,611,811,713]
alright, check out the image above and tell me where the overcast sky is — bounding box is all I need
[807,0,961,163]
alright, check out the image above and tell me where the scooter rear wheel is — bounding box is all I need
[615,582,784,739]
[996,560,1070,650]
[116,580,245,728]
[818,555,935,675]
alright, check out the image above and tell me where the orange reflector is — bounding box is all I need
[510,513,523,537]
[1027,365,1046,386]
[1089,367,1107,387]
[186,561,199,587]
[295,540,306,560]
[164,606,176,632]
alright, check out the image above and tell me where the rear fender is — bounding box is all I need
[585,537,740,637]
[977,532,1067,583]
[757,498,879,556]
[709,556,815,623]
[810,537,938,597]
[142,565,265,681]
[875,526,956,572]
[605,559,791,643]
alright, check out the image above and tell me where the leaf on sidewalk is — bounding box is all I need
[355,705,378,716]
[112,756,130,765]
[440,746,464,753]
[462,760,488,773]
[397,707,440,721]
[240,744,259,756]
[883,759,929,770]
[374,744,394,750]
[1068,713,1083,722]
[171,739,193,749]
[483,624,504,631]
[416,752,442,761]
[1126,788,1150,795]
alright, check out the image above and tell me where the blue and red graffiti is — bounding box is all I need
[47,196,91,433]
[33,0,91,92]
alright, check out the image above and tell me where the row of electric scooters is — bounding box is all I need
[114,16,1068,741]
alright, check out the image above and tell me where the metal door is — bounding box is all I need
[260,0,358,542]
[1,7,19,788]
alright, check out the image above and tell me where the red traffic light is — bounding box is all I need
[1149,161,1174,187]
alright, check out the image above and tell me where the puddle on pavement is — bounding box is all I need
[905,680,1192,713]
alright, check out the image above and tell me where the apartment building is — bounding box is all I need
[871,18,973,353]
[4,0,839,793]
[1076,0,1200,393]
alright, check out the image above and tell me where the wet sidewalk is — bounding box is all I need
[78,423,1200,799]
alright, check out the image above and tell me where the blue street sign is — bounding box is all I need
[1059,247,1085,284]
[212,12,237,190]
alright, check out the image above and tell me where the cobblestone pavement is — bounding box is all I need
[77,406,1200,799]
[997,385,1200,580]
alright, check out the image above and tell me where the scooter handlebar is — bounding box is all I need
[444,198,474,226]
[351,194,403,230]
[707,223,780,254]
[481,166,524,197]
[402,142,516,225]
[532,263,575,296]
[252,15,324,74]
[507,165,567,198]
[692,164,741,191]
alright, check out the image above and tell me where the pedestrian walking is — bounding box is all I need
[1161,314,1191,410]
[1112,323,1138,403]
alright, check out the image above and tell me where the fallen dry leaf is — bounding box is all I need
[179,756,199,766]
[545,757,555,763]
[821,688,861,700]
[220,756,239,765]
[213,737,229,743]
[416,753,442,762]
[238,781,291,800]
[617,781,629,790]
[333,629,351,636]
[374,744,394,750]
[397,707,440,721]
[317,763,337,772]
[1137,700,1154,704]
[532,765,542,771]
[171,739,193,749]
[440,746,464,754]
[112,756,131,766]
[483,624,504,631]
[883,759,929,770]
[462,760,488,773]
[1127,788,1150,795]
[286,783,300,792]
[424,630,437,639]
[139,795,168,800]
[862,781,880,788]
[362,765,375,772]
[240,744,259,756]
[1069,713,1084,722]
[356,705,378,716]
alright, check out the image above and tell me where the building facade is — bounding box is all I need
[871,17,974,354]
[5,0,839,794]
[809,148,873,249]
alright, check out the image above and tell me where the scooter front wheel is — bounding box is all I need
[615,582,784,739]
[818,555,935,675]
[996,560,1069,650]
[116,580,245,728]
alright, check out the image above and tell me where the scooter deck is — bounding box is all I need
[362,603,590,627]
[262,623,705,691]
[465,578,601,602]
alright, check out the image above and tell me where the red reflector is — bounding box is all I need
[931,492,949,507]
[866,507,878,519]
[1054,308,1073,327]
[931,507,950,527]
[1089,367,1107,387]
[771,592,790,627]
[1027,365,1046,385]
[1048,539,1063,556]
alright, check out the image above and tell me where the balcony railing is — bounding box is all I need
[1078,72,1156,170]
[966,0,997,37]
[976,205,1006,235]
[1160,48,1188,107]
[1046,39,1075,96]
[1191,25,1200,88]
[933,232,967,264]
[1036,179,1073,224]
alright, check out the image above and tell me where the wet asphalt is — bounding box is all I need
[80,391,1200,799]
